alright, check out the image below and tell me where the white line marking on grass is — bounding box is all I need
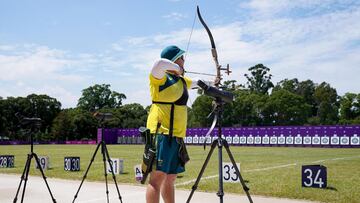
[311,155,360,163]
[176,174,219,187]
[246,163,297,172]
[175,155,360,187]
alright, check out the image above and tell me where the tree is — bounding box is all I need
[0,96,30,139]
[187,107,197,128]
[232,90,269,126]
[222,80,242,91]
[339,93,360,123]
[0,94,61,140]
[51,108,98,140]
[0,98,5,135]
[190,95,213,127]
[313,82,339,124]
[297,80,317,117]
[51,110,73,141]
[266,89,311,125]
[26,94,61,133]
[115,103,148,128]
[273,78,317,119]
[77,84,126,111]
[244,64,274,94]
[273,78,299,93]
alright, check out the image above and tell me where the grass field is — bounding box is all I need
[0,144,359,203]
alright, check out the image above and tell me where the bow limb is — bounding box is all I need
[196,6,221,88]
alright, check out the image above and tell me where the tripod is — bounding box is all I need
[72,113,123,203]
[187,98,253,203]
[13,117,57,203]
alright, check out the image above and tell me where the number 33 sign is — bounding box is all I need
[302,165,327,188]
[222,162,240,183]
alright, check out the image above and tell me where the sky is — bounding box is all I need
[1,0,360,108]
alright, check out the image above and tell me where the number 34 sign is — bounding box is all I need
[302,165,327,188]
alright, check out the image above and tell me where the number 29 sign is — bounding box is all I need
[302,165,327,188]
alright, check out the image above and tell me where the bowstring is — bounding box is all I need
[184,9,197,63]
[185,9,197,108]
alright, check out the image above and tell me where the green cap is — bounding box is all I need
[160,45,185,62]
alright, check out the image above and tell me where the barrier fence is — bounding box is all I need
[0,140,96,145]
[99,125,360,148]
[1,125,359,148]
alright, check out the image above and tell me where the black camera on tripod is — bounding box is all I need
[93,112,113,121]
[197,80,234,103]
[20,117,42,128]
[15,112,42,128]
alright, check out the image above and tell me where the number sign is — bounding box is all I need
[134,164,143,182]
[222,162,241,183]
[35,156,49,170]
[64,157,80,171]
[107,158,124,174]
[0,155,15,168]
[302,165,327,188]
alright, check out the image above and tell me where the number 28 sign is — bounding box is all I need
[302,165,327,188]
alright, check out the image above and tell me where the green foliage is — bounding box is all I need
[244,64,274,94]
[266,89,312,125]
[77,84,126,111]
[273,78,299,93]
[190,95,213,127]
[339,93,360,121]
[298,80,317,116]
[232,90,269,126]
[0,94,61,140]
[0,99,6,135]
[274,79,317,117]
[314,82,339,124]
[187,107,197,128]
[51,108,98,140]
[114,103,147,128]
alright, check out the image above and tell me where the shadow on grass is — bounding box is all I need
[325,186,337,191]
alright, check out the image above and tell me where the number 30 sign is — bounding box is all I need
[302,165,327,188]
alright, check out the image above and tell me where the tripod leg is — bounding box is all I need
[217,139,224,203]
[187,139,218,203]
[103,144,123,203]
[13,154,31,203]
[223,140,253,203]
[33,153,57,203]
[101,143,110,203]
[20,154,33,203]
[72,142,102,203]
